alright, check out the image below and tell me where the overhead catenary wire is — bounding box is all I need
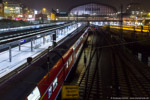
[29,37,150,51]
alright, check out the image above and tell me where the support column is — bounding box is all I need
[56,29,58,38]
[31,39,33,52]
[9,44,12,62]
[19,42,21,51]
[120,4,123,48]
[49,34,51,43]
[64,27,66,35]
[61,29,63,35]
[52,31,57,47]
[62,29,64,35]
[67,26,69,33]
[43,35,45,44]
[64,28,65,35]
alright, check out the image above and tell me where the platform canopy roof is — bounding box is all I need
[69,3,117,16]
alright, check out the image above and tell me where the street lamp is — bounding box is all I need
[42,8,46,14]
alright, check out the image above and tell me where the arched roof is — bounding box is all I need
[69,2,117,16]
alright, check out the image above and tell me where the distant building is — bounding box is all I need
[3,1,23,19]
[23,6,34,20]
[126,3,145,18]
[35,13,47,23]
[53,2,117,21]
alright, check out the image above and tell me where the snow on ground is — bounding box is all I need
[0,25,79,78]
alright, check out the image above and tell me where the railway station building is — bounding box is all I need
[51,3,117,21]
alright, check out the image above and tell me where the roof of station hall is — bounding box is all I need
[69,2,117,15]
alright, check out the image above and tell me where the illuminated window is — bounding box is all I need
[66,62,69,68]
[27,87,41,100]
[48,86,52,98]
[53,78,58,91]
[68,56,72,65]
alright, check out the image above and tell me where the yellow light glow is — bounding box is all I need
[43,8,46,11]
[51,12,56,20]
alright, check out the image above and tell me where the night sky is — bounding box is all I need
[11,0,150,12]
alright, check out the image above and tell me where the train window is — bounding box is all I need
[53,77,58,92]
[27,87,41,100]
[48,86,52,98]
[76,44,83,58]
[73,37,82,50]
[68,55,72,65]
[66,62,69,68]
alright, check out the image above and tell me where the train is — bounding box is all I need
[27,26,89,100]
[0,25,89,100]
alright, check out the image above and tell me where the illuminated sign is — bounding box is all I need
[60,12,67,14]
[51,12,55,20]
[34,10,38,14]
[85,8,100,11]
[62,85,79,99]
[28,15,33,18]
[20,39,26,43]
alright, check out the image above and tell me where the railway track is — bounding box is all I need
[77,28,105,100]
[75,27,150,100]
[0,22,74,45]
[111,35,150,98]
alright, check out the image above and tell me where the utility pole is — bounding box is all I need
[120,4,123,47]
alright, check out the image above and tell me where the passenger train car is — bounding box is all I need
[27,27,89,100]
[0,25,89,100]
